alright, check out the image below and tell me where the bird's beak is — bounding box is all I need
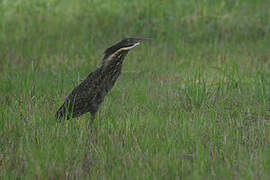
[137,38,152,42]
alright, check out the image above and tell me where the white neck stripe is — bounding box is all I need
[119,42,140,51]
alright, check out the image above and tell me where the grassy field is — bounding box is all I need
[1,0,270,179]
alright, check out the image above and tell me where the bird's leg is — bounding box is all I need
[90,112,96,124]
[87,113,96,131]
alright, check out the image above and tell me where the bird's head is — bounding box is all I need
[104,38,150,59]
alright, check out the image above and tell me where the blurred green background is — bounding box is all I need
[1,0,270,179]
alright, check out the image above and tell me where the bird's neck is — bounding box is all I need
[99,51,128,88]
[101,51,128,71]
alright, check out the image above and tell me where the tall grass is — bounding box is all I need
[1,0,270,179]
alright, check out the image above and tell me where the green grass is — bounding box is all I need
[1,0,270,179]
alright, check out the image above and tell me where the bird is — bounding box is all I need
[56,38,149,122]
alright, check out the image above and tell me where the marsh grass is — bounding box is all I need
[1,0,270,179]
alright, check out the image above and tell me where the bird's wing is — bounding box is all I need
[62,69,103,115]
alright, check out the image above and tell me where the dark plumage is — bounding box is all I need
[56,38,149,122]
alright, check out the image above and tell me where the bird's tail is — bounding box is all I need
[55,105,69,121]
[55,108,64,121]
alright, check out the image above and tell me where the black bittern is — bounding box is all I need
[56,38,149,122]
